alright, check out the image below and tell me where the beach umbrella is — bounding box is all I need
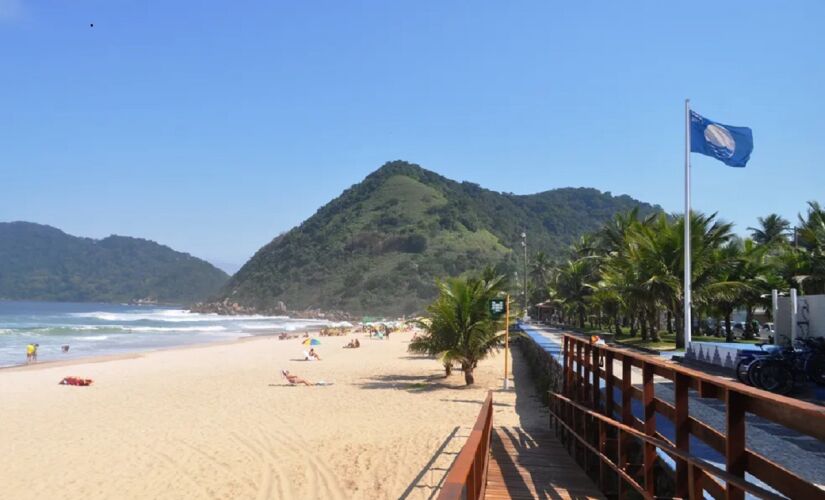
[302,338,321,346]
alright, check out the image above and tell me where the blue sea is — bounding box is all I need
[0,301,334,368]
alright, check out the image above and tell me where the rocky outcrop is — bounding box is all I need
[190,298,355,321]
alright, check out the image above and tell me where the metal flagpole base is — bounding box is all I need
[503,379,509,390]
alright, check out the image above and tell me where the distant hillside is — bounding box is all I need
[215,161,661,317]
[0,222,229,303]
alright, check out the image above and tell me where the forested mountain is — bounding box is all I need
[0,222,229,303]
[216,161,661,317]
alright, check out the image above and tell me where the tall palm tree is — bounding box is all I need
[409,275,505,385]
[530,251,552,292]
[555,258,594,328]
[748,214,791,246]
[626,212,734,347]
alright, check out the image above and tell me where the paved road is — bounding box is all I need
[521,323,825,493]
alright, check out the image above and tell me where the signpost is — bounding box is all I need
[490,295,510,389]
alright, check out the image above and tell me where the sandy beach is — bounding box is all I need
[1,331,542,500]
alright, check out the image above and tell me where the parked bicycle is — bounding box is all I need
[734,336,825,395]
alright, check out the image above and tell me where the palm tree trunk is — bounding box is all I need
[614,315,622,336]
[640,312,648,341]
[462,363,474,385]
[674,310,685,349]
[649,310,660,342]
[667,311,673,334]
[744,307,754,339]
[444,363,452,377]
[725,313,733,343]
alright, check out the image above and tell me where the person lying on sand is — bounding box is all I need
[281,369,313,385]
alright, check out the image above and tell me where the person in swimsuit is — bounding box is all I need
[281,370,313,386]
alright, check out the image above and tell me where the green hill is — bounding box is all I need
[0,222,229,303]
[218,161,661,317]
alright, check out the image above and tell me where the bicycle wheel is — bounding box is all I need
[735,358,754,385]
[805,353,825,386]
[756,360,794,395]
[747,358,765,387]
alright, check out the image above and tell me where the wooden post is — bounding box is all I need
[563,336,570,396]
[617,428,625,498]
[621,357,632,426]
[726,389,746,500]
[675,373,690,498]
[592,345,601,411]
[642,363,656,496]
[619,357,632,498]
[576,341,584,401]
[584,342,592,404]
[605,351,615,419]
[598,420,607,492]
[688,463,702,500]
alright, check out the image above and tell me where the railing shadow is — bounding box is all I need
[398,426,466,500]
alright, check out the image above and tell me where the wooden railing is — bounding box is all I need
[554,333,825,499]
[438,391,494,500]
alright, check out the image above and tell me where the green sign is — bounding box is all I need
[490,298,505,318]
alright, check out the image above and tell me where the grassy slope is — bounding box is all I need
[225,161,661,317]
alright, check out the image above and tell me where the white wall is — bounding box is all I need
[776,294,825,340]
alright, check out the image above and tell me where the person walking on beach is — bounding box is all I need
[26,343,39,363]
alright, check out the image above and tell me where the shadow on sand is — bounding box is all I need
[355,373,474,392]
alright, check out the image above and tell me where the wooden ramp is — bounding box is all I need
[485,426,604,500]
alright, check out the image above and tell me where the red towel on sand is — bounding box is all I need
[59,377,93,386]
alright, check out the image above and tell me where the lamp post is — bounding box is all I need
[521,232,528,320]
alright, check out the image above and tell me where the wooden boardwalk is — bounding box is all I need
[485,426,604,500]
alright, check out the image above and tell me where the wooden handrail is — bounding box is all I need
[566,334,825,439]
[557,333,825,499]
[549,391,784,500]
[438,391,494,500]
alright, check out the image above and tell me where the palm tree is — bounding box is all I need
[748,214,791,246]
[409,307,457,377]
[555,258,594,328]
[795,201,825,294]
[530,251,552,294]
[409,275,505,385]
[624,212,734,347]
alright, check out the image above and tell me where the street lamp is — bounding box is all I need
[521,232,527,320]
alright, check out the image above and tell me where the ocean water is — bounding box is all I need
[0,301,334,368]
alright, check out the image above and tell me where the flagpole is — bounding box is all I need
[503,294,510,390]
[684,99,692,346]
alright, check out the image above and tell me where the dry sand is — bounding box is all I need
[0,332,542,500]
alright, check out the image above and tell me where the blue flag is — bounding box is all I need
[690,111,753,167]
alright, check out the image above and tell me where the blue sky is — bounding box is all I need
[2,1,824,271]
